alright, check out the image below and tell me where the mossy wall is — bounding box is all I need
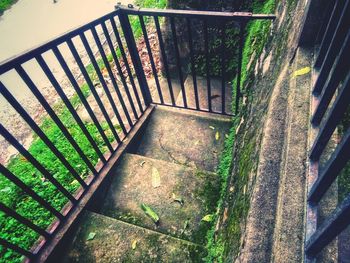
[204,0,312,262]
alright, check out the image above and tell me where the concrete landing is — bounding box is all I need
[148,77,182,105]
[175,76,233,114]
[134,106,232,172]
[100,153,220,244]
[64,212,206,263]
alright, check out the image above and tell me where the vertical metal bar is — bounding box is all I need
[36,54,107,163]
[311,31,350,126]
[0,164,63,220]
[310,71,350,161]
[170,17,187,108]
[109,17,143,113]
[308,128,350,203]
[1,78,87,188]
[52,46,114,153]
[315,0,346,68]
[154,15,176,105]
[90,26,134,128]
[80,31,126,138]
[101,21,139,119]
[236,22,245,114]
[186,17,199,110]
[0,124,76,203]
[313,0,350,95]
[220,21,226,114]
[306,194,350,257]
[118,11,152,106]
[18,63,97,176]
[26,58,98,174]
[0,238,34,259]
[139,15,164,104]
[65,39,125,139]
[203,19,211,112]
[0,202,50,238]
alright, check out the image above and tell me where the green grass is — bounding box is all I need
[241,0,275,88]
[0,0,14,13]
[131,0,167,38]
[0,85,119,263]
[205,122,238,262]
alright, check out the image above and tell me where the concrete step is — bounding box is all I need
[134,106,232,172]
[99,153,220,244]
[63,211,206,263]
[271,47,312,263]
[176,75,233,114]
[236,48,312,262]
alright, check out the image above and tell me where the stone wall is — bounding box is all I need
[211,0,317,261]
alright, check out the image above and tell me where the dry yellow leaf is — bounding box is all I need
[293,67,311,77]
[215,131,220,141]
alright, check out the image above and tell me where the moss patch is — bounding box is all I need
[204,0,276,262]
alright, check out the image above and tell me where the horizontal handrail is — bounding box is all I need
[116,5,276,20]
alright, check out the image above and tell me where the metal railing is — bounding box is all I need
[118,5,274,115]
[0,6,274,262]
[305,0,350,261]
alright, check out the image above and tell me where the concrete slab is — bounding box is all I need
[148,77,182,105]
[100,153,220,244]
[176,75,233,114]
[134,106,232,172]
[64,211,206,262]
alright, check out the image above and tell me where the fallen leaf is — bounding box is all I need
[180,219,189,235]
[201,214,214,222]
[141,203,159,224]
[70,180,78,185]
[172,193,184,206]
[223,207,229,223]
[152,167,161,188]
[86,232,96,241]
[132,240,137,250]
[215,131,220,141]
[293,67,311,77]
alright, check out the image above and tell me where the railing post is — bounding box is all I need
[236,21,246,115]
[117,7,152,106]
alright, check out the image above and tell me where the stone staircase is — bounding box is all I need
[236,47,312,263]
[61,76,232,262]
